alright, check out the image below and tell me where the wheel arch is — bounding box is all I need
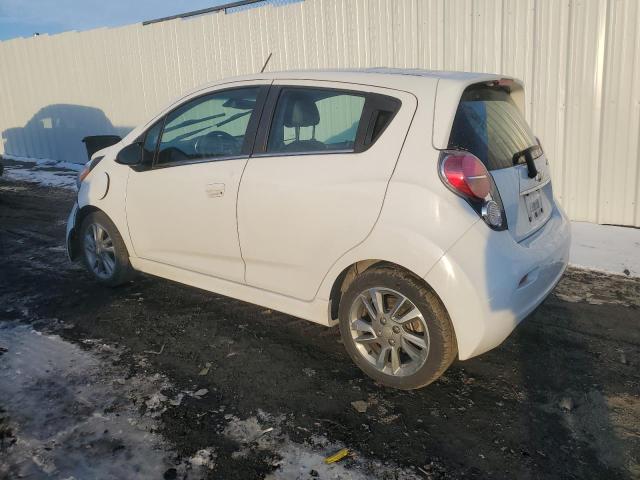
[67,204,106,261]
[327,259,447,323]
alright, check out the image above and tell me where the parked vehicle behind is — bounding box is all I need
[67,69,570,389]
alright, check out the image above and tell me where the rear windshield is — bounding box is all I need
[447,86,538,170]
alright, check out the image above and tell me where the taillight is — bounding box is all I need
[439,150,507,230]
[441,152,491,200]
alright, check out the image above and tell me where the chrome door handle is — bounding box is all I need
[206,183,225,198]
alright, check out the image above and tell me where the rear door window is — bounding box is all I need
[448,86,539,170]
[266,88,366,154]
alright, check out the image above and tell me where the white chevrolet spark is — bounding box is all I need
[67,69,570,389]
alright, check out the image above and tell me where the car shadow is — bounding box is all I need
[468,226,631,478]
[2,104,132,164]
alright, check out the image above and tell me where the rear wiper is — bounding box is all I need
[512,145,541,179]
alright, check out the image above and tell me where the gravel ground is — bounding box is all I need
[1,173,639,479]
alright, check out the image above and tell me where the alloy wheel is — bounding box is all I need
[83,223,116,280]
[348,287,430,377]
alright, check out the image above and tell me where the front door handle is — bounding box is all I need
[206,183,225,198]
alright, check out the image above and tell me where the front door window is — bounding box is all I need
[157,87,260,165]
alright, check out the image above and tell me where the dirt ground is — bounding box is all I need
[1,173,639,479]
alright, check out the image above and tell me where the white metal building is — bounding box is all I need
[0,0,638,227]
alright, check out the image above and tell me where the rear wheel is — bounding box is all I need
[338,266,457,390]
[80,211,133,287]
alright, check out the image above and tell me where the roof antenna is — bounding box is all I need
[260,52,272,73]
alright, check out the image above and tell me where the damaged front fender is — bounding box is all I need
[65,202,79,261]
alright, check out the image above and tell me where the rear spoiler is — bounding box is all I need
[431,75,525,150]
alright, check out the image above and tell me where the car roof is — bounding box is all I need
[192,68,506,95]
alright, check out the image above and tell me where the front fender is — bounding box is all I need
[76,156,135,259]
[65,202,79,261]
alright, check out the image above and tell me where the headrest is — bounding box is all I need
[283,93,320,128]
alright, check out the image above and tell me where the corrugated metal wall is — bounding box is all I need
[0,0,638,226]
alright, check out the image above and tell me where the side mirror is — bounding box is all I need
[116,142,143,166]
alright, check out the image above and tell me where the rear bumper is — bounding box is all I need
[425,204,571,360]
[66,202,79,261]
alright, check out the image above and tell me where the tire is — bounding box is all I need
[79,211,134,287]
[338,265,457,390]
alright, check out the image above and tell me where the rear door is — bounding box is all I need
[447,84,553,241]
[237,80,416,301]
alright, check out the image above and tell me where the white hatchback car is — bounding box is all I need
[67,69,570,389]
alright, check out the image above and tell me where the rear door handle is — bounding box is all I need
[206,183,225,198]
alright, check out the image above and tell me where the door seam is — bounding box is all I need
[236,80,274,283]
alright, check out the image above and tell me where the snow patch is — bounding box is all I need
[0,322,424,479]
[553,268,640,308]
[3,165,77,189]
[189,448,217,470]
[223,414,422,480]
[2,154,84,171]
[0,322,212,479]
[570,221,640,278]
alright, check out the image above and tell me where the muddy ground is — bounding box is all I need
[1,172,639,479]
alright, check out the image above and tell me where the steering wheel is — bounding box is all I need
[194,130,240,156]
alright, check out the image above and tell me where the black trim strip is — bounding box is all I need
[149,154,248,170]
[143,0,267,25]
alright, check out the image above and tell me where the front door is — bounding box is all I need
[126,83,268,282]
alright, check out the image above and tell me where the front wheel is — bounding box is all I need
[338,266,457,390]
[80,211,133,287]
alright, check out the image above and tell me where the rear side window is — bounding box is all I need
[448,86,538,170]
[267,88,366,154]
